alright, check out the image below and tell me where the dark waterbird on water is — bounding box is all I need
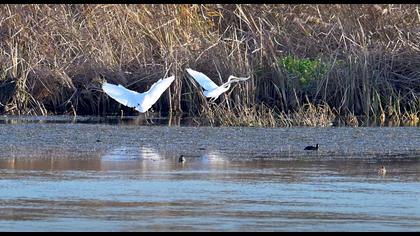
[304,144,319,151]
[178,155,186,163]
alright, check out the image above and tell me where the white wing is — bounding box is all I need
[186,68,219,91]
[102,76,175,113]
[102,82,141,108]
[141,76,175,110]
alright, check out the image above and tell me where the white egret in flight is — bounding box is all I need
[186,68,250,102]
[102,75,175,113]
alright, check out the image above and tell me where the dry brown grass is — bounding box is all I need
[0,4,419,126]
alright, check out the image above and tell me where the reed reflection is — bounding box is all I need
[0,154,103,171]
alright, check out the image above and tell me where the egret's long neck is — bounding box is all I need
[223,79,234,91]
[227,76,236,82]
[226,76,237,85]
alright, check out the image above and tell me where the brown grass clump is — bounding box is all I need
[200,103,278,127]
[288,103,336,127]
[198,101,336,127]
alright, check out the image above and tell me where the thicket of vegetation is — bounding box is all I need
[1,4,419,126]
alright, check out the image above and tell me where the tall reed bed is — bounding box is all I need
[0,4,419,126]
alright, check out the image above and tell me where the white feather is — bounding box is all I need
[186,68,249,101]
[186,68,219,91]
[102,75,175,113]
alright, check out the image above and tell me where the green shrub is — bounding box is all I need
[279,56,328,87]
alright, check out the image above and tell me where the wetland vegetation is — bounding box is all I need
[1,4,420,127]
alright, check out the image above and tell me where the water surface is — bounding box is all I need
[0,116,420,231]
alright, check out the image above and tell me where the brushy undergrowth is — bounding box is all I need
[0,4,420,126]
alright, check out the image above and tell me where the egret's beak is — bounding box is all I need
[231,76,250,82]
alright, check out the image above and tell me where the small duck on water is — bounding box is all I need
[178,155,186,163]
[304,144,319,151]
[378,166,386,175]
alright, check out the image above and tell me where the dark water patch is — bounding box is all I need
[0,115,197,126]
[1,115,419,128]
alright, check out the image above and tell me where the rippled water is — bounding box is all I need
[0,116,420,231]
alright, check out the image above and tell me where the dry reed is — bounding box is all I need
[0,4,419,126]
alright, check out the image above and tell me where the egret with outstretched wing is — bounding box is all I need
[102,75,175,113]
[186,68,249,102]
